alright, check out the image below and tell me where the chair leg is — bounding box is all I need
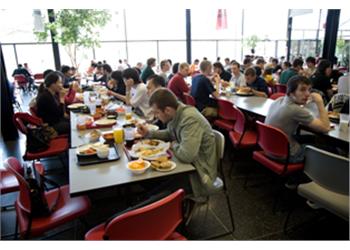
[283,205,295,234]
[14,216,19,240]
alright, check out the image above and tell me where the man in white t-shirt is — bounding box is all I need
[230,61,246,88]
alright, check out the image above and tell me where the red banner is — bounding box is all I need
[216,9,227,30]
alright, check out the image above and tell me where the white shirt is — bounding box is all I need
[130,83,153,120]
[230,72,246,87]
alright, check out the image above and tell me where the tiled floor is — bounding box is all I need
[1,91,349,240]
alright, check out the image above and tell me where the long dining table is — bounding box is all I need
[220,93,349,144]
[68,110,195,196]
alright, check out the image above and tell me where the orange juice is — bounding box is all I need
[113,128,124,144]
[125,112,132,120]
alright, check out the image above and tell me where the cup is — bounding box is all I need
[113,127,124,144]
[88,102,96,115]
[125,106,133,120]
[339,113,349,131]
[123,124,135,148]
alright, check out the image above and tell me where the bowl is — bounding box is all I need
[96,146,109,159]
[127,159,151,174]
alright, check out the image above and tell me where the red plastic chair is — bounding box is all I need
[33,73,44,89]
[85,189,186,240]
[269,93,286,100]
[213,99,236,131]
[253,121,304,176]
[13,112,69,161]
[4,157,91,239]
[229,106,257,149]
[275,83,287,94]
[183,93,196,107]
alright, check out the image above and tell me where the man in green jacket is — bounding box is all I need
[137,88,219,197]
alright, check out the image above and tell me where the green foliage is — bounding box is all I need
[245,35,260,50]
[34,10,111,67]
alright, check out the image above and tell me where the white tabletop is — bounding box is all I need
[220,93,349,143]
[68,145,195,195]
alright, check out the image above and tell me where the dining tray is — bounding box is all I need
[77,143,120,166]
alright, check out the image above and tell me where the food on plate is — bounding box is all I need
[102,132,114,141]
[116,107,125,114]
[140,148,163,157]
[142,139,161,146]
[151,156,173,170]
[328,111,340,119]
[236,87,253,95]
[78,146,97,155]
[128,159,147,170]
[87,129,101,142]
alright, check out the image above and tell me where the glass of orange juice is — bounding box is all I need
[113,127,124,144]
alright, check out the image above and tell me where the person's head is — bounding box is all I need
[149,88,179,123]
[61,65,72,77]
[43,69,54,78]
[230,61,241,75]
[178,62,190,77]
[194,59,200,65]
[44,72,62,93]
[109,70,124,89]
[271,58,278,66]
[147,57,156,67]
[306,56,316,68]
[253,66,262,77]
[200,60,212,75]
[287,75,312,105]
[102,64,112,74]
[122,68,141,87]
[160,60,170,72]
[95,64,103,74]
[213,62,225,75]
[243,58,252,68]
[168,59,172,66]
[24,63,28,68]
[216,57,221,62]
[292,58,304,71]
[316,59,332,77]
[224,58,230,65]
[146,75,165,96]
[203,57,208,61]
[244,67,257,84]
[282,61,291,70]
[256,58,266,69]
[18,64,23,68]
[136,62,143,69]
[118,59,123,64]
[172,63,180,74]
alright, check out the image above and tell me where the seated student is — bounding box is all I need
[190,60,220,119]
[36,72,70,135]
[60,65,73,88]
[107,70,126,96]
[279,58,303,84]
[167,62,190,103]
[167,62,180,82]
[145,75,167,129]
[265,75,330,163]
[310,59,333,102]
[243,67,269,97]
[101,63,113,84]
[137,89,220,197]
[230,61,246,88]
[141,57,156,83]
[213,62,232,82]
[109,68,153,120]
[93,64,104,82]
[12,64,34,90]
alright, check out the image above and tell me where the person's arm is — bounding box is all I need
[138,123,172,141]
[209,75,220,99]
[129,85,147,107]
[251,88,267,98]
[307,92,331,133]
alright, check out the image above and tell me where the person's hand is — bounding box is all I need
[136,123,149,138]
[221,80,230,88]
[310,92,324,105]
[107,90,113,96]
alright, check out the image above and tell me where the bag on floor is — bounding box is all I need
[23,162,60,217]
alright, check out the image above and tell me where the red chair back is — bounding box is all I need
[33,73,44,80]
[233,105,246,135]
[256,121,289,160]
[269,93,286,100]
[183,93,196,107]
[13,112,43,135]
[4,158,31,216]
[104,189,185,240]
[217,99,236,121]
[14,74,28,84]
[275,84,287,93]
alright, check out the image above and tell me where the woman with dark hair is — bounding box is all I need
[36,72,70,135]
[213,62,232,82]
[167,62,179,81]
[310,59,333,102]
[107,70,126,96]
[109,68,152,120]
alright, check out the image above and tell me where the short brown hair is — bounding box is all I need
[244,67,256,77]
[149,88,179,111]
[200,60,212,72]
[287,75,311,95]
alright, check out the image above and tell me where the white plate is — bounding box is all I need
[68,103,85,109]
[152,161,176,172]
[76,144,97,156]
[94,118,116,126]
